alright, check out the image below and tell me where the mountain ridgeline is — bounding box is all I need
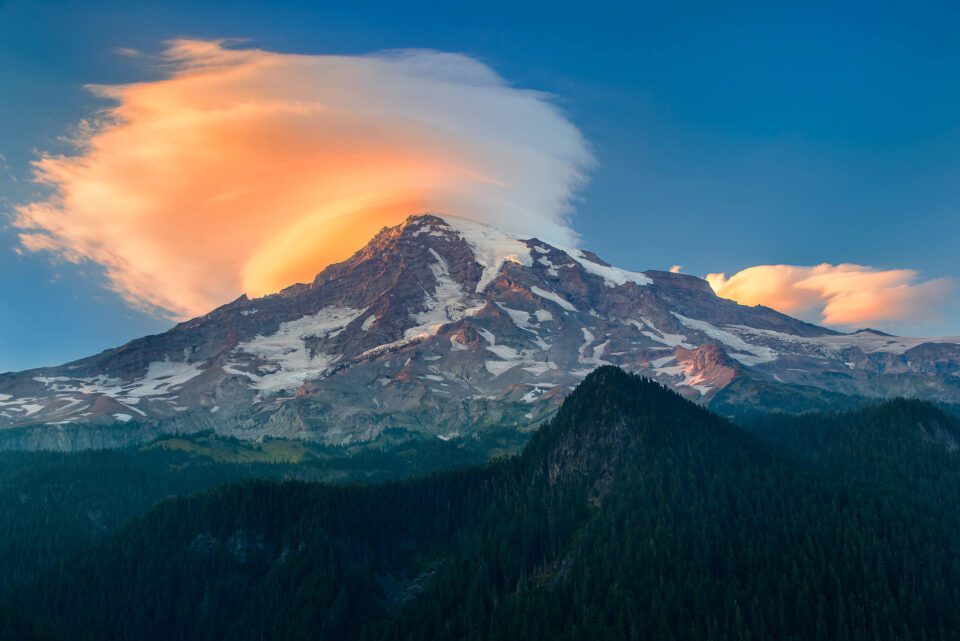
[7,367,960,641]
[2,214,960,452]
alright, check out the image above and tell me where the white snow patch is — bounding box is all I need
[522,361,557,375]
[486,344,520,360]
[629,318,695,349]
[113,413,133,422]
[534,309,554,323]
[672,313,778,364]
[815,332,960,355]
[522,383,557,403]
[651,355,677,368]
[716,325,960,360]
[21,403,44,416]
[485,360,520,377]
[440,214,649,293]
[650,353,714,396]
[655,363,684,377]
[497,304,536,331]
[530,286,577,312]
[441,216,533,292]
[355,335,428,362]
[578,328,612,366]
[536,255,560,276]
[29,359,203,413]
[125,359,205,398]
[361,314,377,331]
[579,328,595,362]
[49,397,88,415]
[232,306,366,391]
[727,353,774,366]
[405,249,483,340]
[566,249,652,288]
[592,340,610,363]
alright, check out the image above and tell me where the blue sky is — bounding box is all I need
[2,0,959,372]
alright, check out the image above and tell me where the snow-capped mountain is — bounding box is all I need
[2,214,959,450]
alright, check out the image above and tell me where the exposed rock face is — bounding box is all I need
[2,214,959,450]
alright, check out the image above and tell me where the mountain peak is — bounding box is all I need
[401,212,457,228]
[3,215,960,451]
[524,366,756,488]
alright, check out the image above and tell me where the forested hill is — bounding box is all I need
[744,398,960,514]
[7,366,960,641]
[0,429,495,600]
[0,604,55,641]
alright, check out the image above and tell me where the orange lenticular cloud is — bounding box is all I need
[14,40,594,319]
[706,264,952,327]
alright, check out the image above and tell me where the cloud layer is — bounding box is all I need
[706,264,952,327]
[14,40,593,319]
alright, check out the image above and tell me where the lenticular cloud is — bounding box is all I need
[14,40,594,319]
[706,263,952,327]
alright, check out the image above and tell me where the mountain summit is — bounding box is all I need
[2,214,959,450]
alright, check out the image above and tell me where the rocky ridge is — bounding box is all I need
[1,214,959,450]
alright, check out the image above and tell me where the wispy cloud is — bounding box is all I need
[706,263,952,328]
[14,40,594,319]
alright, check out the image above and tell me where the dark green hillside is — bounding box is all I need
[9,367,960,640]
[0,447,296,598]
[0,431,489,599]
[0,604,55,641]
[744,398,960,514]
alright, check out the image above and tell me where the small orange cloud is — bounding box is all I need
[707,263,952,327]
[14,40,593,319]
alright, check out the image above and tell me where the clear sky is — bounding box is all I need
[2,0,959,372]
